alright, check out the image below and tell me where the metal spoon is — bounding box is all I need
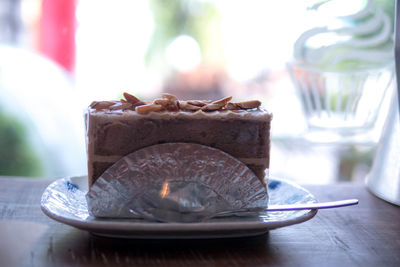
[145,199,359,222]
[211,198,359,217]
[263,198,359,211]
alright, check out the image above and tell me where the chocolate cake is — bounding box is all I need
[85,93,272,188]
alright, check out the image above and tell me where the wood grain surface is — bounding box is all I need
[0,177,399,267]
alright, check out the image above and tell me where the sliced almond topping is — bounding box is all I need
[90,101,117,110]
[236,100,261,109]
[109,102,132,110]
[167,103,179,111]
[187,100,208,107]
[136,104,165,114]
[201,97,231,111]
[154,99,170,106]
[201,103,224,111]
[226,102,240,110]
[179,101,202,111]
[155,98,179,111]
[161,93,178,101]
[162,94,179,111]
[91,93,262,113]
[123,92,143,105]
[212,96,232,106]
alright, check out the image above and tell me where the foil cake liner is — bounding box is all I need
[86,143,268,222]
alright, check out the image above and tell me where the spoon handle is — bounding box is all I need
[266,199,359,211]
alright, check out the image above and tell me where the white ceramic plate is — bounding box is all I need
[41,176,317,239]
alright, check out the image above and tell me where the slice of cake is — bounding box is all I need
[85,93,272,188]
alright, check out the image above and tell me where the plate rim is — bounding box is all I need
[41,176,318,238]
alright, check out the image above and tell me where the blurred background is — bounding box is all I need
[0,0,395,184]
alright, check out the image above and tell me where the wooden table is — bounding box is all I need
[0,177,399,266]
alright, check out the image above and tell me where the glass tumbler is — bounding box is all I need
[287,62,394,140]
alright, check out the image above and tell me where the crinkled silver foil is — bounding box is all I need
[86,143,268,222]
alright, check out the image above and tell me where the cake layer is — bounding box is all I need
[90,113,269,157]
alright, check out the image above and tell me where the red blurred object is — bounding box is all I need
[39,0,77,73]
